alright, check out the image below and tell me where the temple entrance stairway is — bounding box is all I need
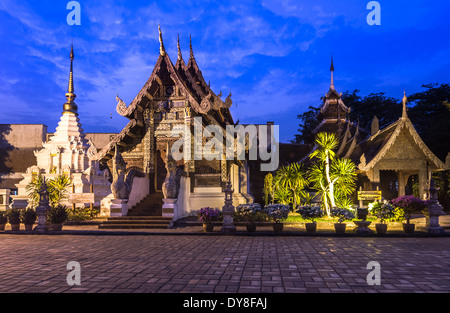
[99,192,172,229]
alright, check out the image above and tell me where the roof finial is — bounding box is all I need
[159,24,165,56]
[68,42,74,94]
[189,34,194,59]
[63,43,78,115]
[402,90,408,118]
[330,55,335,90]
[177,34,182,61]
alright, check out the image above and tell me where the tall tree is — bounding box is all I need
[408,83,450,161]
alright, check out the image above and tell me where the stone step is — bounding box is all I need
[98,223,169,229]
[102,220,170,225]
[107,216,172,221]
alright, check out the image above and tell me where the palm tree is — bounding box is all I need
[309,132,339,215]
[26,174,72,207]
[26,175,45,208]
[275,163,309,209]
[47,174,72,206]
[331,158,357,208]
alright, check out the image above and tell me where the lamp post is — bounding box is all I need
[34,178,51,232]
[221,181,236,233]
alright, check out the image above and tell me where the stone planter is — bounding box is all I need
[305,222,317,233]
[246,222,257,232]
[375,223,388,235]
[49,223,63,231]
[24,224,34,231]
[203,223,214,233]
[334,223,346,234]
[273,223,283,233]
[403,223,415,234]
[10,224,20,231]
[0,224,5,231]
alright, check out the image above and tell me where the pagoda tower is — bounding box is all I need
[11,45,111,210]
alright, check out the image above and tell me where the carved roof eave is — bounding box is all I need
[96,119,139,162]
[320,95,350,115]
[358,117,446,172]
[120,53,210,117]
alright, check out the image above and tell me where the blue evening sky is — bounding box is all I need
[0,0,449,143]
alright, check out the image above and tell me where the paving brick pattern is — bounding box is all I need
[0,234,449,293]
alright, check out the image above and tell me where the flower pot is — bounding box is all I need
[402,223,415,234]
[375,223,388,235]
[305,222,317,233]
[24,224,34,231]
[0,223,5,231]
[50,223,63,231]
[273,223,283,233]
[334,223,346,234]
[246,222,257,232]
[10,224,20,231]
[203,223,214,233]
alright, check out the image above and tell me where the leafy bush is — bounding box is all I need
[297,205,323,222]
[6,208,21,224]
[47,205,68,224]
[21,208,37,225]
[235,203,266,222]
[0,211,7,224]
[67,206,99,222]
[369,202,395,224]
[263,204,290,223]
[331,207,355,223]
[390,195,427,224]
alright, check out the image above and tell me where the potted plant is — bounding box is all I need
[0,211,7,231]
[391,195,426,233]
[331,207,355,234]
[297,205,323,233]
[197,207,221,232]
[235,203,264,232]
[7,208,21,231]
[21,208,37,231]
[263,204,290,232]
[369,201,395,235]
[47,205,68,231]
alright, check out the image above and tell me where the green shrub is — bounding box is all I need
[6,208,21,224]
[47,205,68,224]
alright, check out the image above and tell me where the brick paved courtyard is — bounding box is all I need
[0,234,449,293]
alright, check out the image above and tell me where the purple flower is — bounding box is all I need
[197,207,221,223]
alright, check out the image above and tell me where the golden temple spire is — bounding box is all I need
[177,34,182,61]
[402,90,408,118]
[63,43,78,115]
[330,56,335,90]
[159,24,166,56]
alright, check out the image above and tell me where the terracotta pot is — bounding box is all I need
[334,223,346,234]
[273,223,283,233]
[24,224,34,231]
[305,222,317,233]
[375,223,388,235]
[246,222,257,232]
[0,224,5,231]
[10,224,20,231]
[403,223,415,234]
[203,223,213,233]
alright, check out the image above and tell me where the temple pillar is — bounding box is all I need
[418,165,428,200]
[397,171,407,197]
[369,165,380,190]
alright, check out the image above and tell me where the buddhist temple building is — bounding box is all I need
[299,58,448,202]
[91,26,253,219]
